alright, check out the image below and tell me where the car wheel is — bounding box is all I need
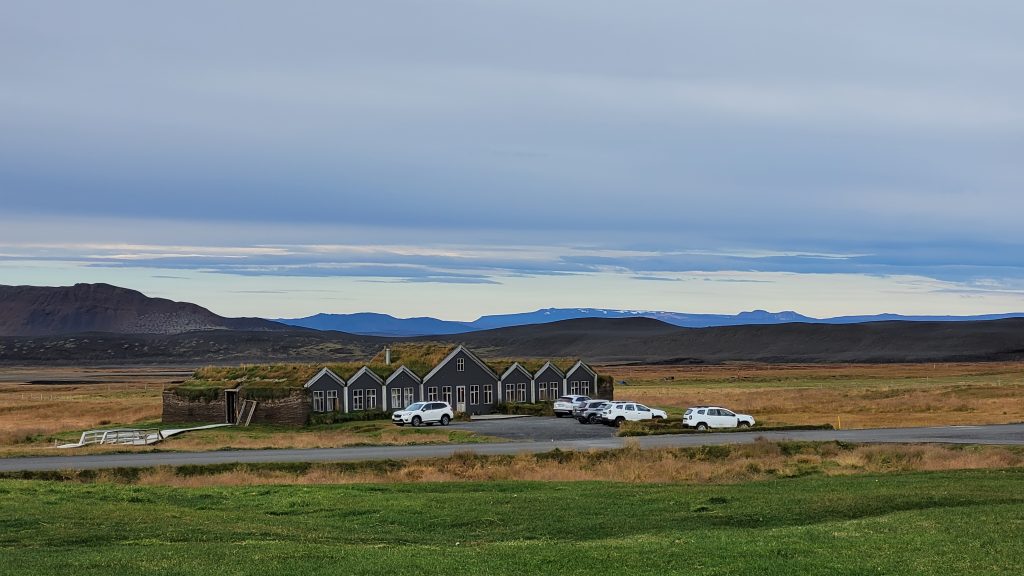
[577,417,587,424]
[412,416,422,427]
[738,421,751,428]
[440,414,451,426]
[696,422,708,431]
[615,416,625,426]
[588,414,599,424]
[653,416,663,420]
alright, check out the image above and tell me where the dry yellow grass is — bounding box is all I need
[119,441,1024,487]
[600,362,1024,428]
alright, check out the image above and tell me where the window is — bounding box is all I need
[517,382,527,402]
[404,387,414,407]
[443,386,452,405]
[456,357,465,372]
[582,382,591,395]
[505,383,516,402]
[352,389,364,411]
[312,390,325,412]
[326,389,338,411]
[427,387,438,401]
[570,381,579,394]
[470,385,479,405]
[637,405,650,412]
[391,388,402,410]
[625,404,635,411]
[483,385,493,404]
[366,389,377,410]
[551,382,561,397]
[538,385,546,401]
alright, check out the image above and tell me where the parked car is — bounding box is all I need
[575,400,610,424]
[553,395,591,418]
[392,401,454,427]
[599,401,668,425]
[682,406,755,430]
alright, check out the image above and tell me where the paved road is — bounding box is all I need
[2,423,1023,473]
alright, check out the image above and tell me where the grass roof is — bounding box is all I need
[169,344,594,400]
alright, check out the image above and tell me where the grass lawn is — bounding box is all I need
[2,469,1023,575]
[602,362,1024,428]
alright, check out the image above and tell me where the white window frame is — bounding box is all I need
[313,390,325,412]
[582,382,590,395]
[538,385,546,402]
[427,387,438,401]
[366,389,377,410]
[404,387,414,406]
[456,357,465,372]
[443,386,452,405]
[517,382,527,403]
[483,384,493,404]
[352,389,364,411]
[505,383,516,402]
[470,385,479,405]
[391,388,402,410]
[326,389,338,411]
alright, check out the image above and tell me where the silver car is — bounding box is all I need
[575,400,610,424]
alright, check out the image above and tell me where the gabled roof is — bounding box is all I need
[565,360,597,379]
[534,361,565,380]
[302,367,345,389]
[501,362,533,381]
[386,365,422,385]
[348,365,384,385]
[423,345,498,383]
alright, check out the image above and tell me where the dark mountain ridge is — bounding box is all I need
[0,283,291,336]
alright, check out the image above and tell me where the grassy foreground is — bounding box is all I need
[2,469,1023,575]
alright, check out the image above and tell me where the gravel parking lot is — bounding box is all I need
[449,416,620,441]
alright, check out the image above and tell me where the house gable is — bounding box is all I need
[565,360,597,381]
[500,362,532,383]
[302,367,345,389]
[534,361,565,382]
[348,366,384,387]
[423,345,498,384]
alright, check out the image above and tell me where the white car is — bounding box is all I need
[599,401,668,425]
[682,406,755,430]
[553,395,591,418]
[392,401,453,427]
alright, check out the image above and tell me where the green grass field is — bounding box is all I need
[2,469,1023,575]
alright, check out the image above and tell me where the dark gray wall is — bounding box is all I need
[306,372,344,412]
[385,369,421,411]
[500,367,531,403]
[347,371,383,412]
[565,364,596,397]
[534,366,564,399]
[425,348,498,414]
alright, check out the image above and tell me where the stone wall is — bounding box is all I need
[162,389,226,424]
[241,390,310,426]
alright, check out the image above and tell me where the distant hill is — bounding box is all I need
[278,312,473,336]
[3,315,1023,365]
[0,283,292,336]
[447,316,1024,364]
[275,306,1024,336]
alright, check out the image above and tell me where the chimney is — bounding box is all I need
[385,346,391,366]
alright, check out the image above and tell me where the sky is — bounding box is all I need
[2,1,1023,320]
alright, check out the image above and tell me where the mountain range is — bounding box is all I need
[0,283,290,336]
[2,283,1023,366]
[276,308,1024,337]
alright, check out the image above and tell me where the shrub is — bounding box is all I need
[492,402,553,416]
[308,410,390,426]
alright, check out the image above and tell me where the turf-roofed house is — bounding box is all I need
[162,344,613,425]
